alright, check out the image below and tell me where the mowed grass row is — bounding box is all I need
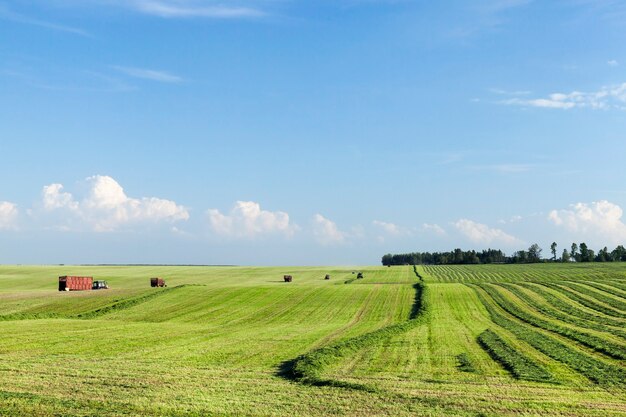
[540,282,626,319]
[423,263,626,283]
[499,282,626,341]
[470,284,626,386]
[477,329,554,383]
[517,282,626,329]
[477,283,626,361]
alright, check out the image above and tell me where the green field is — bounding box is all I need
[0,264,625,416]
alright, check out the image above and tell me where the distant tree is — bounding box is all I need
[571,243,578,262]
[528,243,543,263]
[611,245,626,262]
[579,242,591,262]
[561,249,570,263]
[550,242,558,261]
[595,247,610,262]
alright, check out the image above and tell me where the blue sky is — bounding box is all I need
[1,0,626,265]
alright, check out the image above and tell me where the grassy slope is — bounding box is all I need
[0,264,625,416]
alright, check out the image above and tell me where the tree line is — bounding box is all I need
[381,243,626,266]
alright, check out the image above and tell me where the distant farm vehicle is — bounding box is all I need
[325,274,330,280]
[357,272,364,279]
[284,275,293,282]
[151,278,167,287]
[58,276,93,291]
[92,280,109,290]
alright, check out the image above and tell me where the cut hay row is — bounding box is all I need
[540,282,626,319]
[560,282,626,312]
[477,284,626,361]
[470,284,626,386]
[500,283,626,341]
[477,329,554,383]
[517,282,626,328]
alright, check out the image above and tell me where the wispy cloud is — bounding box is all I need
[0,4,89,36]
[130,1,265,18]
[448,0,533,38]
[111,66,183,83]
[471,163,533,173]
[499,82,626,110]
[49,0,266,19]
[608,59,619,67]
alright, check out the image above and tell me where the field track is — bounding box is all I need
[0,264,625,416]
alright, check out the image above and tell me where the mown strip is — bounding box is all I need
[517,282,625,328]
[499,283,626,341]
[74,285,192,319]
[478,284,626,361]
[540,282,626,319]
[285,271,428,390]
[559,282,626,312]
[477,329,554,382]
[469,284,626,386]
[0,285,191,322]
[581,281,626,299]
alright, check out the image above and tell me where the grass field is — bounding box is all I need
[0,264,625,416]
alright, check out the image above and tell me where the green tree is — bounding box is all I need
[571,243,578,262]
[528,243,543,263]
[611,245,626,261]
[579,242,590,262]
[550,242,557,261]
[561,248,570,262]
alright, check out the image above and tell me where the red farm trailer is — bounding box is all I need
[59,276,93,291]
[150,278,167,287]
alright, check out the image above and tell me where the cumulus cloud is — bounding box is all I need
[372,220,406,236]
[207,201,297,239]
[500,82,626,110]
[0,202,19,230]
[42,175,189,231]
[548,200,626,245]
[454,219,520,245]
[313,214,346,245]
[422,223,446,236]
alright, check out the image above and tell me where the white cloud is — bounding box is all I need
[207,201,296,239]
[54,0,264,19]
[608,60,619,67]
[0,202,19,230]
[454,219,520,245]
[0,4,89,36]
[111,66,182,83]
[372,220,405,236]
[548,200,626,245]
[313,214,346,245]
[501,82,626,110]
[131,1,263,18]
[422,223,446,236]
[42,175,189,231]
